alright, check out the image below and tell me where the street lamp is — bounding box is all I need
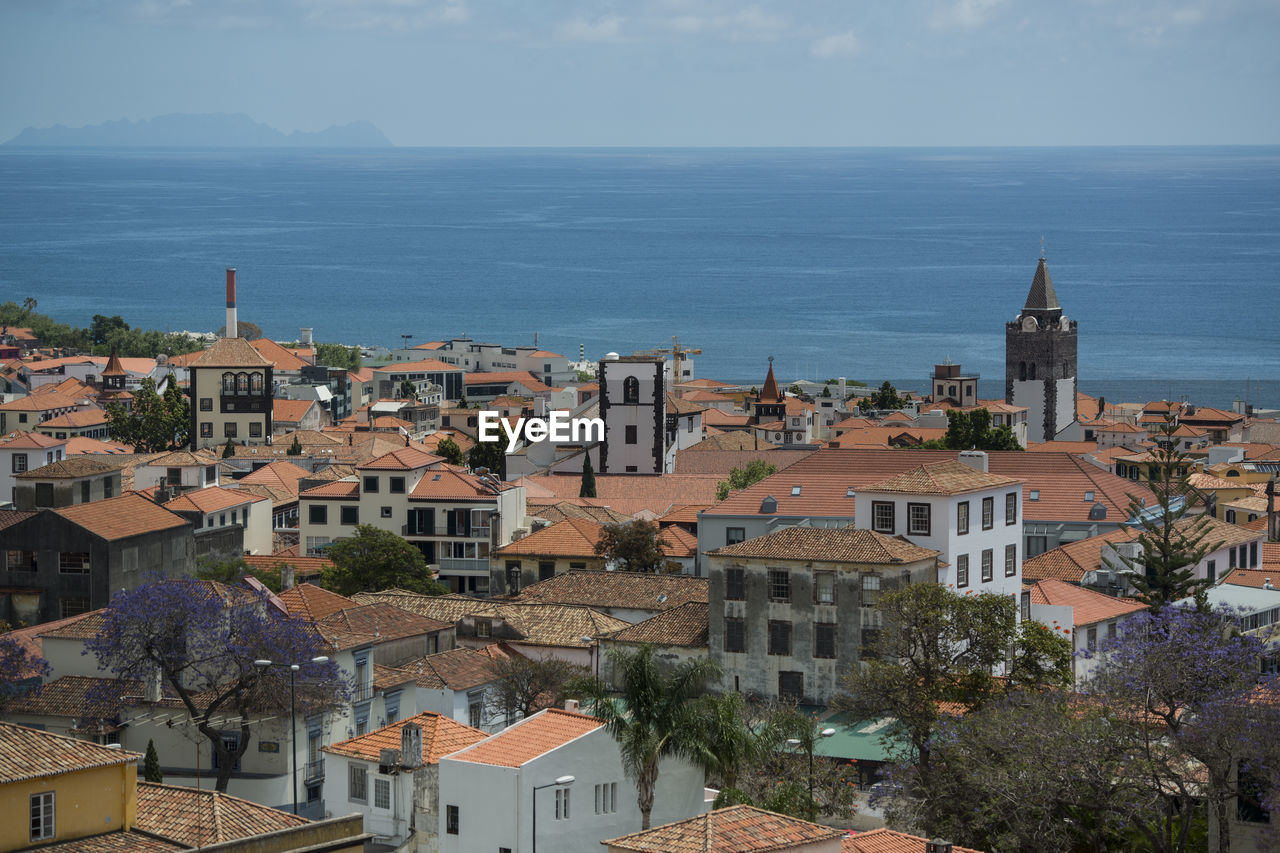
[531,774,575,853]
[786,727,836,821]
[254,656,330,815]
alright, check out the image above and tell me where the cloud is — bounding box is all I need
[655,4,790,42]
[928,0,1008,31]
[299,0,469,31]
[556,14,626,42]
[809,30,859,58]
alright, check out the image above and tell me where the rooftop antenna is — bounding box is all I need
[1040,236,1045,260]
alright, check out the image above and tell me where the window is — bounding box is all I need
[814,572,835,604]
[1250,541,1259,568]
[768,570,790,602]
[871,501,895,533]
[623,376,640,404]
[35,483,53,507]
[378,506,391,519]
[1087,626,1098,651]
[305,536,331,557]
[224,422,238,438]
[595,782,618,814]
[58,552,90,574]
[539,561,555,581]
[7,550,36,571]
[200,422,213,438]
[1020,590,1031,621]
[340,506,359,525]
[860,629,880,659]
[957,501,969,535]
[815,623,836,658]
[768,620,792,656]
[200,397,213,411]
[250,373,264,395]
[778,671,803,700]
[30,791,54,842]
[212,731,242,771]
[1107,621,1118,641]
[1005,544,1017,577]
[374,778,391,810]
[907,502,930,535]
[1229,548,1237,570]
[249,422,262,438]
[308,504,327,524]
[12,453,27,473]
[1238,767,1272,824]
[205,465,217,484]
[222,372,235,394]
[956,554,969,588]
[625,425,637,444]
[60,597,91,618]
[476,619,491,638]
[469,693,483,728]
[982,497,994,530]
[726,527,745,546]
[103,476,114,499]
[554,786,571,820]
[724,617,746,653]
[862,573,880,605]
[363,476,379,493]
[981,549,993,582]
[446,805,459,834]
[81,481,91,503]
[389,476,405,494]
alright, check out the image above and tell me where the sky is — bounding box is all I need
[2,0,1278,146]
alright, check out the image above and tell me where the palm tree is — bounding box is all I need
[576,646,722,829]
[697,691,772,792]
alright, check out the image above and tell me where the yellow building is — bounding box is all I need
[188,336,274,451]
[492,517,609,593]
[0,721,139,849]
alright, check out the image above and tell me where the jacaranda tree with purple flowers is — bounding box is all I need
[85,576,345,792]
[0,632,49,701]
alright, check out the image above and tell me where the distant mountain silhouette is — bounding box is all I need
[3,113,393,147]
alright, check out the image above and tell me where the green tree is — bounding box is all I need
[715,458,777,501]
[1109,415,1219,610]
[486,655,587,722]
[836,582,1071,772]
[467,439,504,477]
[215,320,263,339]
[314,342,361,371]
[287,435,303,456]
[576,369,595,383]
[594,520,667,573]
[858,380,909,413]
[222,438,236,458]
[917,408,1023,451]
[399,379,416,401]
[195,555,283,593]
[575,646,723,829]
[579,453,597,498]
[90,314,129,345]
[435,436,464,466]
[143,739,164,783]
[321,524,448,597]
[104,374,189,452]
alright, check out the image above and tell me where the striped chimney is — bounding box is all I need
[225,268,238,338]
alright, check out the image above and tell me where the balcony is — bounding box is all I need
[438,557,491,574]
[305,759,325,781]
[351,683,374,704]
[402,524,491,539]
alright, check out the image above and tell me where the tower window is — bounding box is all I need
[1019,362,1027,381]
[1028,363,1036,381]
[623,376,639,404]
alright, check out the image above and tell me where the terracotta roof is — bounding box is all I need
[676,378,734,389]
[449,707,602,767]
[134,781,309,846]
[464,371,550,392]
[1187,473,1251,491]
[0,430,65,449]
[247,337,308,371]
[352,591,491,624]
[410,468,509,500]
[2,674,187,724]
[665,392,708,416]
[843,828,982,853]
[710,526,940,564]
[661,524,698,557]
[674,447,813,476]
[1098,421,1147,433]
[679,389,735,403]
[1027,579,1148,627]
[528,500,634,525]
[758,362,782,402]
[699,409,751,428]
[243,552,333,577]
[391,647,499,690]
[1025,440,1100,455]
[494,518,604,558]
[516,472,722,517]
[828,427,948,448]
[53,492,189,541]
[272,398,317,424]
[15,454,130,479]
[357,446,442,471]
[0,391,83,411]
[278,583,357,620]
[300,479,360,499]
[0,609,94,677]
[512,570,709,611]
[324,710,488,764]
[316,603,451,652]
[375,358,462,374]
[239,459,311,495]
[162,485,266,515]
[0,721,140,783]
[189,336,272,368]
[860,459,1022,496]
[605,804,844,852]
[31,831,182,851]
[707,449,1156,526]
[603,601,708,647]
[659,504,708,525]
[37,409,109,428]
[0,508,36,531]
[1221,563,1280,589]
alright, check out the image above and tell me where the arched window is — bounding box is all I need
[1019,362,1027,381]
[249,373,264,395]
[222,372,235,394]
[1061,361,1069,378]
[1028,363,1036,381]
[623,376,640,404]
[236,373,249,395]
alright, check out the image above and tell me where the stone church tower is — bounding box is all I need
[1006,256,1078,443]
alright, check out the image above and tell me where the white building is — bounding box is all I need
[0,431,65,507]
[598,356,665,475]
[1024,578,1148,684]
[853,454,1025,599]
[438,706,712,853]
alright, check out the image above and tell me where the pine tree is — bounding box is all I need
[287,435,303,456]
[580,453,597,498]
[222,438,236,459]
[143,739,163,783]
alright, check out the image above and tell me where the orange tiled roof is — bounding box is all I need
[528,499,635,525]
[272,398,316,423]
[1027,578,1148,627]
[0,430,64,449]
[0,721,140,783]
[1025,440,1101,455]
[162,486,267,515]
[843,828,982,853]
[828,427,948,448]
[674,447,813,476]
[605,804,844,852]
[710,526,940,564]
[15,454,131,480]
[0,391,82,411]
[449,707,602,767]
[494,517,604,558]
[134,781,309,846]
[359,446,443,471]
[464,371,551,392]
[243,553,333,577]
[375,358,462,373]
[54,492,188,541]
[861,459,1022,496]
[316,602,451,651]
[300,479,360,499]
[189,337,272,368]
[516,472,722,517]
[603,601,708,648]
[410,468,510,500]
[324,710,488,764]
[28,831,182,851]
[278,583,357,620]
[37,408,109,428]
[240,459,311,496]
[512,570,708,611]
[248,337,309,371]
[391,647,500,691]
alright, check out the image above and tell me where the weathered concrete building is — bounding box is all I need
[1006,256,1079,443]
[706,526,940,704]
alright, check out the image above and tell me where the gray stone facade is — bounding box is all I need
[1006,257,1078,442]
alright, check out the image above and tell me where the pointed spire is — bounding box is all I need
[1024,256,1060,311]
[760,357,781,402]
[102,349,126,377]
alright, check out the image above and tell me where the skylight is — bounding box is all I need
[1084,491,1095,502]
[791,486,802,496]
[1029,489,1040,501]
[846,487,855,497]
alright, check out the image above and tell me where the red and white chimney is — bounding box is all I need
[225,268,238,339]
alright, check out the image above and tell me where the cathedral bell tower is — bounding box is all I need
[1006,255,1078,443]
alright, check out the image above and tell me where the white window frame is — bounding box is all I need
[30,791,55,842]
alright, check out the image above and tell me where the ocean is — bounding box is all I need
[1,146,1277,408]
